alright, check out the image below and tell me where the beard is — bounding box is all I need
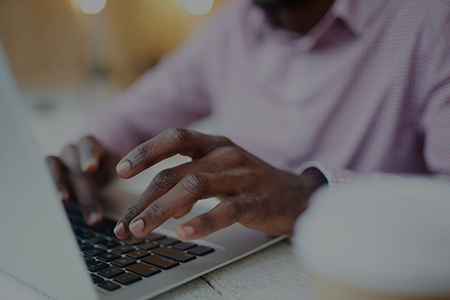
[252,0,312,11]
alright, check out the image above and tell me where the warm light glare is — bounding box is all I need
[184,0,214,16]
[79,0,107,15]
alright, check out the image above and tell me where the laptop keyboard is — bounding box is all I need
[66,209,214,292]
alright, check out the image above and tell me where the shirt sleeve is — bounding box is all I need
[297,5,450,190]
[79,4,233,157]
[417,3,450,179]
[296,162,402,190]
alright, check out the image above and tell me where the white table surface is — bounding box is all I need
[0,85,315,300]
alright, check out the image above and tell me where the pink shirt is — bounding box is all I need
[85,0,450,188]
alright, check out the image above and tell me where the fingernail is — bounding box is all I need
[178,225,194,240]
[59,190,69,202]
[82,160,97,173]
[89,212,99,224]
[130,219,144,237]
[114,222,125,238]
[117,160,131,176]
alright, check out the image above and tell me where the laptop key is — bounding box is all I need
[80,242,94,251]
[93,222,116,235]
[152,247,196,263]
[126,263,161,277]
[98,281,121,292]
[84,248,106,257]
[124,238,145,245]
[188,246,215,256]
[87,236,108,245]
[98,266,124,278]
[137,242,159,251]
[145,233,166,241]
[91,274,104,284]
[112,245,135,254]
[172,242,197,251]
[141,254,179,270]
[126,250,150,259]
[97,239,121,249]
[97,252,121,262]
[113,273,141,285]
[68,212,85,225]
[84,256,95,264]
[75,229,93,239]
[111,257,136,268]
[158,238,180,246]
[87,261,109,272]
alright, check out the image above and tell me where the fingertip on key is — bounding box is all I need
[88,212,100,225]
[59,190,69,203]
[176,225,195,241]
[130,219,144,237]
[114,222,125,239]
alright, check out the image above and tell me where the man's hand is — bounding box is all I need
[113,128,324,241]
[46,136,119,225]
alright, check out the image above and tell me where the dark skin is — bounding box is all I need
[47,0,332,239]
[46,136,120,225]
[254,0,335,35]
[113,128,323,240]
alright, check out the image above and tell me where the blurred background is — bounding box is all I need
[0,0,224,153]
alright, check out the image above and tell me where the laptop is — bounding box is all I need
[0,40,286,300]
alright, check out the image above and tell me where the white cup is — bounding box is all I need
[293,178,450,300]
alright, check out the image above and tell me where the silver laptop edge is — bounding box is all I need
[0,40,286,300]
[0,42,98,300]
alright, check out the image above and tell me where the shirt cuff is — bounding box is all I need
[297,161,404,190]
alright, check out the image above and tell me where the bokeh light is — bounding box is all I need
[184,0,214,16]
[79,0,107,15]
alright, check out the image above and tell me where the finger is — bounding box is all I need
[114,157,214,239]
[116,127,230,178]
[61,145,103,225]
[78,136,104,174]
[45,156,70,203]
[114,165,189,239]
[127,173,239,239]
[73,175,103,226]
[173,204,193,219]
[176,199,245,241]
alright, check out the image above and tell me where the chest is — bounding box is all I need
[208,24,420,171]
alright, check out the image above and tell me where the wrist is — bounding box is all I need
[297,173,327,201]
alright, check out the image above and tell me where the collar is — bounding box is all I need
[247,0,370,39]
[332,0,366,36]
